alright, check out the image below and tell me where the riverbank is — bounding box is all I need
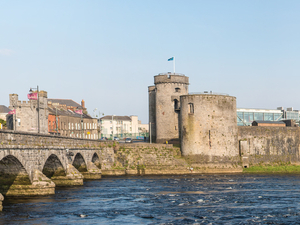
[243,164,300,173]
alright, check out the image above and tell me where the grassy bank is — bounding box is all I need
[243,164,300,173]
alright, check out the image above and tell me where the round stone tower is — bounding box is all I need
[154,73,189,143]
[180,93,238,160]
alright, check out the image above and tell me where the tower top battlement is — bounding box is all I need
[154,73,189,85]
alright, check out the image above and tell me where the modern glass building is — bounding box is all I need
[237,108,283,126]
[284,108,300,121]
[237,107,300,126]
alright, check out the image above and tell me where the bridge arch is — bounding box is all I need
[92,152,101,169]
[72,153,88,172]
[42,154,67,179]
[0,155,31,195]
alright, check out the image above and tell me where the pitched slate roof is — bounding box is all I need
[253,120,285,124]
[0,105,10,113]
[48,99,82,108]
[48,108,92,119]
[100,115,131,121]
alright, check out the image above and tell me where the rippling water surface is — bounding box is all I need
[1,174,300,224]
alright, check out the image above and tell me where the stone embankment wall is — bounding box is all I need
[238,127,300,167]
[102,143,189,175]
[102,142,242,175]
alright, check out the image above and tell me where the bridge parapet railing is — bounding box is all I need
[0,130,113,150]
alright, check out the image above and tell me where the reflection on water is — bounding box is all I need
[1,174,300,224]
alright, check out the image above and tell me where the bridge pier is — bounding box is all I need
[51,164,84,186]
[81,162,102,180]
[0,170,55,197]
[0,194,3,211]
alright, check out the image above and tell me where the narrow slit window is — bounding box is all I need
[188,103,194,114]
[175,88,181,93]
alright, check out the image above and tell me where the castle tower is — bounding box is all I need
[9,94,18,107]
[7,91,48,134]
[149,73,189,143]
[180,93,238,162]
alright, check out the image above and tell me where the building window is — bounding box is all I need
[174,99,179,111]
[188,103,194,114]
[75,123,77,130]
[175,87,181,93]
[72,123,74,130]
[84,123,86,129]
[17,118,21,126]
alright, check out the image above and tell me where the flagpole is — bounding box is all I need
[14,107,16,131]
[173,56,175,74]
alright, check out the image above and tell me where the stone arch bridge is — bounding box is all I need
[0,130,114,209]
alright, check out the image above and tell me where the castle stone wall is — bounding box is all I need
[238,126,300,167]
[180,94,238,160]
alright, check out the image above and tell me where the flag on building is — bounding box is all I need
[27,92,38,100]
[75,110,83,115]
[8,109,16,114]
[168,57,174,61]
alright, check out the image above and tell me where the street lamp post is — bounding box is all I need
[96,111,104,139]
[14,105,17,131]
[55,107,58,135]
[112,115,114,140]
[149,122,152,144]
[29,86,40,133]
[81,113,84,138]
[93,108,97,118]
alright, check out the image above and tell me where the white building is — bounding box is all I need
[100,115,148,139]
[138,120,149,134]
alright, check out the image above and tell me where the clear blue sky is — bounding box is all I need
[1,1,300,123]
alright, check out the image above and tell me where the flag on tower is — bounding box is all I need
[75,110,83,115]
[8,109,16,115]
[168,57,174,61]
[27,92,38,100]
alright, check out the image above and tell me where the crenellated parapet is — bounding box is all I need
[154,73,189,85]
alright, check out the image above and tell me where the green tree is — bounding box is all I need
[0,119,6,127]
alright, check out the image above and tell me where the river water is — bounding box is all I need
[1,174,300,224]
